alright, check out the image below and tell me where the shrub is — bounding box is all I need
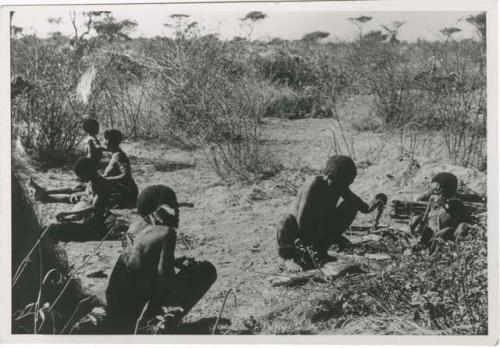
[11,36,85,165]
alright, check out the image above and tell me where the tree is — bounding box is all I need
[440,27,462,41]
[361,30,388,44]
[381,21,405,43]
[239,11,267,41]
[163,14,198,39]
[302,31,330,43]
[47,17,62,25]
[348,15,373,41]
[465,13,486,53]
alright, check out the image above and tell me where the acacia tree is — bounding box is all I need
[440,27,462,41]
[163,13,199,39]
[348,15,372,41]
[239,11,267,41]
[465,12,486,71]
[381,21,405,43]
[302,31,330,43]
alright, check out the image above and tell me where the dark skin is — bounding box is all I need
[412,182,474,243]
[102,137,131,183]
[85,123,106,162]
[106,208,215,332]
[55,171,108,222]
[284,174,385,272]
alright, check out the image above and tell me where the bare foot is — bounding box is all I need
[284,260,302,273]
[29,178,47,202]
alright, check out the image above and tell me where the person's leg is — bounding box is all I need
[153,261,217,332]
[435,227,456,241]
[417,225,435,248]
[454,223,474,242]
[410,215,424,235]
[276,214,300,260]
[105,259,150,334]
[326,200,357,251]
[30,179,85,199]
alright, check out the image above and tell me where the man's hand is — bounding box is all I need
[69,194,80,204]
[175,256,195,269]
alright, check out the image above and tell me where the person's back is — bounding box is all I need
[102,129,138,208]
[105,185,216,333]
[106,221,176,319]
[295,176,341,244]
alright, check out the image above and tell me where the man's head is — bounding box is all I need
[82,118,100,136]
[323,155,357,188]
[137,185,179,228]
[431,172,458,199]
[104,129,123,150]
[73,157,98,182]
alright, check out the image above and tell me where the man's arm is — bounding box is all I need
[339,187,372,213]
[103,154,128,182]
[157,229,177,282]
[56,192,104,220]
[416,190,432,202]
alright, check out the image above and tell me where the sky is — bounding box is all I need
[10,5,482,42]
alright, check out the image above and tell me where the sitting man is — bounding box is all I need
[411,172,475,247]
[82,117,106,168]
[276,155,387,272]
[105,185,217,334]
[29,118,105,204]
[102,129,139,209]
[46,157,119,242]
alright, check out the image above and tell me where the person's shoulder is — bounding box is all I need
[303,176,326,190]
[114,151,129,161]
[139,225,176,244]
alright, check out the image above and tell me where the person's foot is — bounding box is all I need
[284,259,303,273]
[29,178,48,202]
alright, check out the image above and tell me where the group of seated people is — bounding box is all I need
[276,155,478,272]
[30,117,217,333]
[29,120,480,332]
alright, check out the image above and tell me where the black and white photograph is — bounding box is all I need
[1,0,498,344]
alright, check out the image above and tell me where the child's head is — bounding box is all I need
[431,172,458,199]
[73,157,97,182]
[104,129,123,150]
[324,155,357,188]
[82,118,99,136]
[137,185,179,228]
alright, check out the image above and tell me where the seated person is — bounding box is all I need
[276,155,387,272]
[46,157,119,243]
[411,172,475,247]
[102,129,139,209]
[30,178,87,204]
[105,185,216,334]
[29,117,105,203]
[82,117,106,168]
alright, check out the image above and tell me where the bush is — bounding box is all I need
[11,36,85,165]
[145,35,279,181]
[264,85,313,119]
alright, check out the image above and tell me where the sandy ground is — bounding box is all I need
[31,117,487,333]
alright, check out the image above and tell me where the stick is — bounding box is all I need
[212,289,233,335]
